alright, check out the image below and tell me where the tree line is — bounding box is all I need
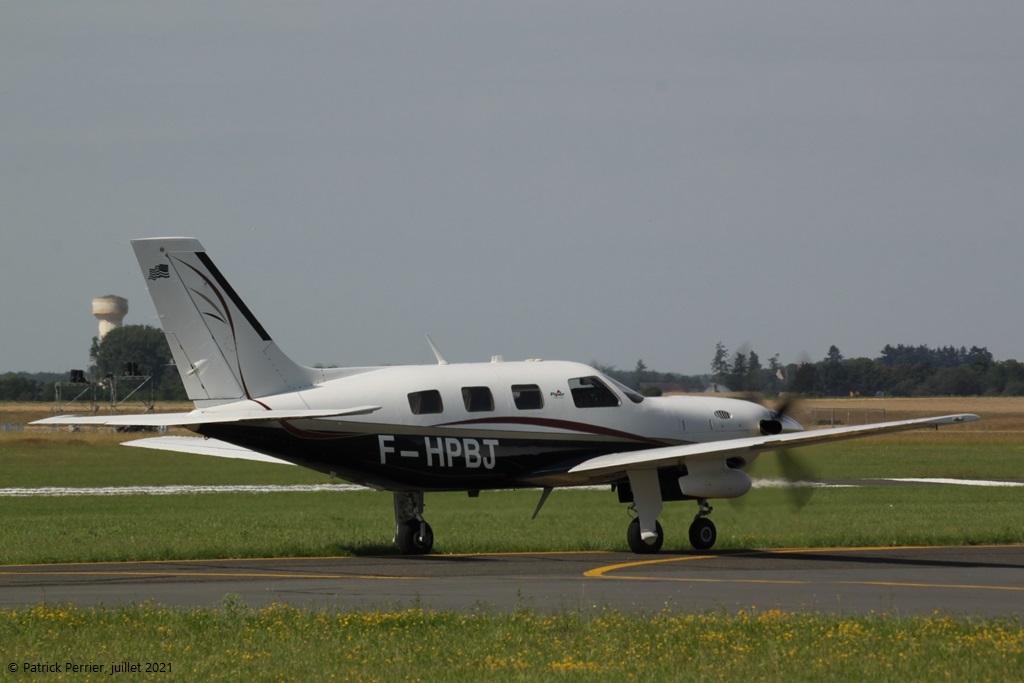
[755,343,1021,397]
[601,342,1024,398]
[3,330,1022,402]
[0,325,189,403]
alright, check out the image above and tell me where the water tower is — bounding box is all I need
[92,295,128,340]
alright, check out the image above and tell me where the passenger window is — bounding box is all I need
[462,386,494,412]
[569,376,620,408]
[408,389,443,415]
[511,384,544,410]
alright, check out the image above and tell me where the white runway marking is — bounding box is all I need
[753,479,853,489]
[0,479,1019,497]
[0,484,369,497]
[876,477,1024,487]
[753,478,1023,489]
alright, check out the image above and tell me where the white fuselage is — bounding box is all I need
[195,359,782,491]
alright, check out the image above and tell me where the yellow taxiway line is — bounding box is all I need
[584,545,1024,592]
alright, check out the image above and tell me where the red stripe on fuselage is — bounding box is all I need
[437,416,668,446]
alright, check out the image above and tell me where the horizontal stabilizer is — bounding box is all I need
[123,436,294,465]
[570,413,981,477]
[31,405,381,428]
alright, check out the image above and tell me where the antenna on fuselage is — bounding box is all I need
[532,486,554,520]
[426,335,448,365]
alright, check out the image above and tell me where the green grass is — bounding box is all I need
[1,604,1021,681]
[5,431,1022,488]
[0,436,327,487]
[745,435,1024,481]
[1,434,1022,564]
[1,486,1021,565]
[2,432,1022,680]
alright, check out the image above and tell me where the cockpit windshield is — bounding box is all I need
[607,375,645,404]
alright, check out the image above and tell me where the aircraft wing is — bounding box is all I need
[122,436,295,465]
[569,413,980,478]
[31,405,381,428]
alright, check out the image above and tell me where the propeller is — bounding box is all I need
[773,360,819,510]
[745,378,817,512]
[726,352,820,512]
[775,446,814,511]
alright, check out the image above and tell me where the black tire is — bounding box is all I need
[396,521,434,555]
[626,517,664,554]
[688,517,717,550]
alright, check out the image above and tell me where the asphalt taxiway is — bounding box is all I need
[1,545,1022,616]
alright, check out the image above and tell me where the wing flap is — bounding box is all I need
[31,405,381,428]
[569,413,980,477]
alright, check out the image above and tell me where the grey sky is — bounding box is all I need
[3,3,1022,376]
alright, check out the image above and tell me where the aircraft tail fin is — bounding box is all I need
[131,237,318,405]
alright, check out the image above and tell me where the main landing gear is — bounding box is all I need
[625,470,720,554]
[627,517,664,554]
[393,491,434,555]
[625,498,718,554]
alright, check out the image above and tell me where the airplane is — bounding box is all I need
[34,238,981,555]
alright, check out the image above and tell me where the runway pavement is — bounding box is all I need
[1,545,1022,616]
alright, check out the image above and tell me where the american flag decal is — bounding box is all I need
[148,264,170,281]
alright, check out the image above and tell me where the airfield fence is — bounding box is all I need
[809,407,886,426]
